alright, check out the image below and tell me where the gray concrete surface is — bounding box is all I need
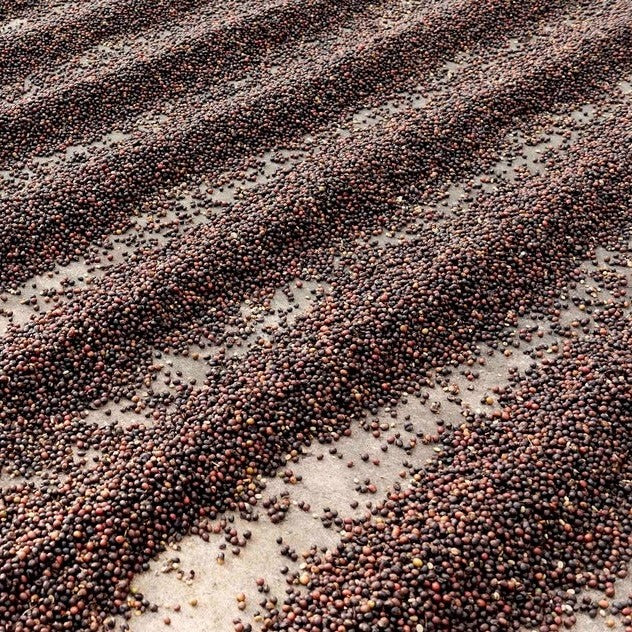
[0,38,629,632]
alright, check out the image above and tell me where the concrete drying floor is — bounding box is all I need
[0,69,630,632]
[109,252,631,632]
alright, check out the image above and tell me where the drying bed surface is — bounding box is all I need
[0,0,630,631]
